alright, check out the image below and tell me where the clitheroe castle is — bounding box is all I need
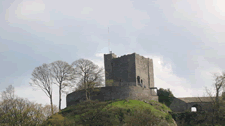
[66,52,217,113]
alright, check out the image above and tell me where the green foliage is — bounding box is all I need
[0,85,47,126]
[158,88,175,107]
[44,99,176,126]
[124,107,161,125]
[41,113,77,126]
[165,114,173,123]
[169,111,221,126]
[0,99,46,125]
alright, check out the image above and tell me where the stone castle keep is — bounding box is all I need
[66,52,158,107]
[104,52,154,89]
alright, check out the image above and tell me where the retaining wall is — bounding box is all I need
[66,86,158,107]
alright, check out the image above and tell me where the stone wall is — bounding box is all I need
[111,53,136,86]
[112,55,128,82]
[149,59,154,88]
[66,86,158,107]
[169,98,188,112]
[135,54,154,89]
[169,97,214,112]
[186,102,213,112]
[104,53,137,87]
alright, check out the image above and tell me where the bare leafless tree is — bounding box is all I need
[196,72,225,125]
[30,63,54,115]
[72,59,104,100]
[1,85,15,100]
[50,60,77,110]
[211,72,225,124]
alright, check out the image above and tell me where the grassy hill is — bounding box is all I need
[43,99,177,126]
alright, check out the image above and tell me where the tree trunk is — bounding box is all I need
[84,74,88,100]
[86,84,88,100]
[59,84,62,110]
[216,88,219,123]
[50,94,54,115]
[88,90,91,100]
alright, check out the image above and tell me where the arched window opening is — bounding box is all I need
[191,107,197,112]
[191,104,202,112]
[137,76,140,84]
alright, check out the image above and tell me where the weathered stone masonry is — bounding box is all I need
[104,52,154,89]
[66,86,158,107]
[169,97,215,112]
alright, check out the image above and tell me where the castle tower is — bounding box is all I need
[104,52,155,88]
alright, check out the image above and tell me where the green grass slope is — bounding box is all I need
[43,99,177,126]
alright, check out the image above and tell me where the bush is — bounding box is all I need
[157,88,175,107]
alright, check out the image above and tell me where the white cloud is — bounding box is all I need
[64,0,150,28]
[81,7,93,15]
[143,54,199,97]
[146,54,225,98]
[6,0,149,29]
[18,0,45,15]
[5,0,51,24]
[0,42,9,52]
[90,54,105,70]
[95,53,104,58]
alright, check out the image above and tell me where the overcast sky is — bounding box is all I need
[1,0,225,109]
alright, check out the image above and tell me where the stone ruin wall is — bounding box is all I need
[66,86,158,107]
